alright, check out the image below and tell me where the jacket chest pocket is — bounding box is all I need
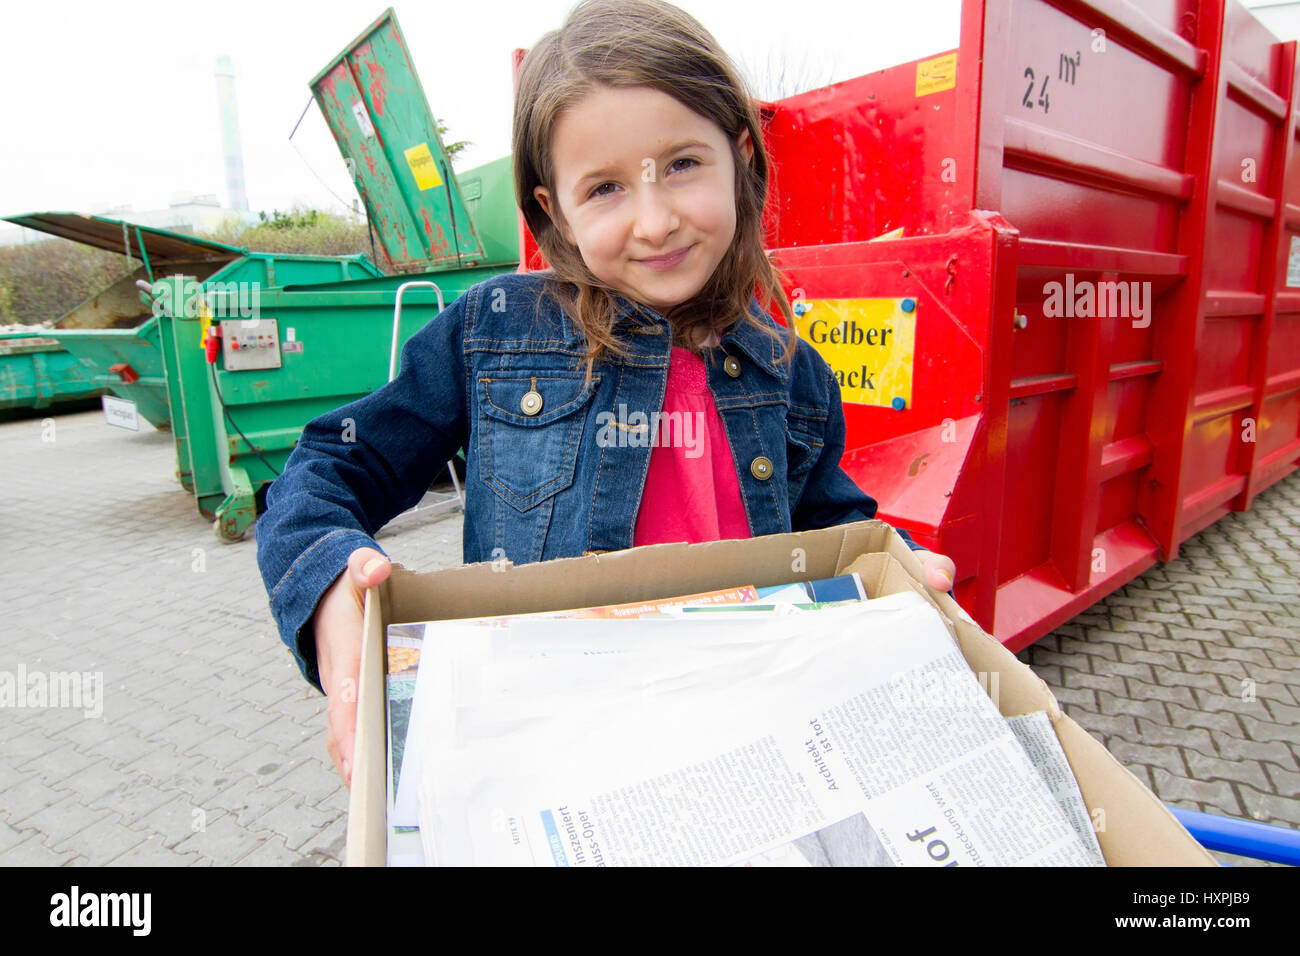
[786,427,822,476]
[476,370,599,511]
[785,415,825,508]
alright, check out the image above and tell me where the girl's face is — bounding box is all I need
[533,85,753,313]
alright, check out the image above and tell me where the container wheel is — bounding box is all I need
[214,517,246,544]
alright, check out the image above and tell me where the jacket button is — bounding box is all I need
[520,390,543,415]
[723,355,741,378]
[750,456,773,480]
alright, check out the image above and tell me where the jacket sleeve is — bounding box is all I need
[255,285,474,691]
[790,357,927,554]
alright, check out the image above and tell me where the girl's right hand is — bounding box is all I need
[312,547,391,788]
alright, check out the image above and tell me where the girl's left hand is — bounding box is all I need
[915,550,957,593]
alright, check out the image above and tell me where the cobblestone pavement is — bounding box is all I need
[1,408,1296,866]
[1019,478,1300,867]
[0,410,465,866]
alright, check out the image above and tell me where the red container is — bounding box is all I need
[762,0,1300,650]
[516,0,1300,651]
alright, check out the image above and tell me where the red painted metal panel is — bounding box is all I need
[763,55,972,244]
[512,47,547,274]
[1243,27,1300,507]
[765,0,1290,649]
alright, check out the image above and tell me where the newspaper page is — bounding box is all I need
[412,592,1101,866]
[1007,711,1106,865]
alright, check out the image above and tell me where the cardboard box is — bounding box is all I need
[351,520,1215,866]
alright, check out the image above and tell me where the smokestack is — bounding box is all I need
[214,55,249,212]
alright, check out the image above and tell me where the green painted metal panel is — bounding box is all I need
[192,263,514,537]
[42,323,170,426]
[0,332,104,411]
[155,253,384,497]
[311,8,486,273]
[456,155,521,266]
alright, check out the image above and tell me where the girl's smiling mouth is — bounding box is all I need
[634,244,694,271]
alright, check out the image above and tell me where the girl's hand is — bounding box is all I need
[915,550,956,593]
[312,547,391,788]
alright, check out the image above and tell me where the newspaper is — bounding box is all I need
[1007,712,1106,866]
[408,590,1103,866]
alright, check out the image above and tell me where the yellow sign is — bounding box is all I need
[404,142,444,191]
[795,298,916,408]
[198,297,212,349]
[916,52,957,97]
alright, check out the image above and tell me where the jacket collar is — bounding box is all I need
[612,293,792,382]
[721,298,793,383]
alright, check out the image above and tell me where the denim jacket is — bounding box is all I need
[256,271,923,690]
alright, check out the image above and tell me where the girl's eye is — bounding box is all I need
[587,158,697,199]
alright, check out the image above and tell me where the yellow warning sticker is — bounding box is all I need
[197,297,212,349]
[404,142,444,191]
[795,298,916,408]
[916,52,957,97]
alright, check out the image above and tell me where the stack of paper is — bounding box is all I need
[384,575,1104,867]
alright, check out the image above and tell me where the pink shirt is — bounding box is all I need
[633,346,752,546]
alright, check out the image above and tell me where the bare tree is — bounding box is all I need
[738,48,839,101]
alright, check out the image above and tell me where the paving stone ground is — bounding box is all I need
[0,409,464,866]
[1,408,1296,866]
[1018,477,1300,867]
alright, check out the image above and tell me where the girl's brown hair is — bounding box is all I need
[513,0,795,368]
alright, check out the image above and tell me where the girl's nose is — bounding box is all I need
[631,187,680,246]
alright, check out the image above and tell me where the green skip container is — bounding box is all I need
[158,7,523,541]
[0,212,381,492]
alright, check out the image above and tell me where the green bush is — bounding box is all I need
[201,207,386,265]
[0,240,125,326]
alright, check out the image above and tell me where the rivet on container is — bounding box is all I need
[723,355,741,378]
[750,456,773,480]
[520,377,543,416]
[891,397,907,411]
[901,298,916,313]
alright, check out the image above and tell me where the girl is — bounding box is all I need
[256,0,956,787]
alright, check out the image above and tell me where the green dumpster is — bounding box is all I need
[0,213,382,491]
[0,330,104,414]
[155,7,523,542]
[158,266,509,540]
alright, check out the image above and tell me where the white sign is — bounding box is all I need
[1288,236,1300,289]
[352,101,376,139]
[102,395,139,431]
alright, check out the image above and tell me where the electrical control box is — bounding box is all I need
[220,319,282,371]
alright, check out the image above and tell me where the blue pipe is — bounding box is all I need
[1169,806,1300,866]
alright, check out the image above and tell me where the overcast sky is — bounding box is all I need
[0,0,965,233]
[3,0,1292,240]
